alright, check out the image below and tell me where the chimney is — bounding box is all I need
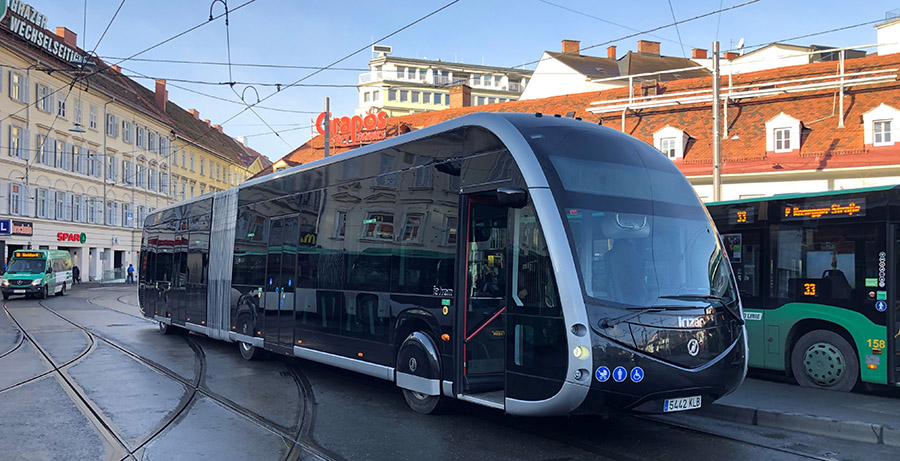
[723,51,739,60]
[237,136,247,146]
[111,65,121,73]
[213,124,223,133]
[607,46,617,59]
[449,84,472,109]
[637,40,660,56]
[189,109,200,120]
[154,79,168,112]
[562,40,580,55]
[203,119,211,127]
[692,48,708,59]
[55,27,77,47]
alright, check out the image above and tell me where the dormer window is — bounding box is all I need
[659,137,677,158]
[765,112,801,153]
[863,104,898,148]
[874,120,892,146]
[774,127,791,152]
[652,125,687,160]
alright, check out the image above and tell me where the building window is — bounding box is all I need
[122,120,133,143]
[400,214,424,243]
[423,92,431,104]
[373,90,380,101]
[181,148,187,168]
[149,132,159,153]
[136,126,146,148]
[364,92,371,103]
[74,147,85,173]
[137,164,146,188]
[149,168,157,190]
[72,195,82,222]
[9,184,22,215]
[73,99,82,125]
[411,91,419,103]
[9,125,27,159]
[415,156,433,187]
[375,154,397,187]
[659,137,677,158]
[160,137,170,156]
[89,105,98,130]
[217,164,221,182]
[190,153,195,171]
[124,204,133,227]
[57,97,67,118]
[774,127,791,152]
[444,94,450,105]
[388,90,397,101]
[334,211,347,237]
[56,192,65,221]
[123,160,133,185]
[106,114,119,137]
[363,212,394,240]
[39,135,55,166]
[36,189,48,218]
[476,96,485,106]
[190,182,195,198]
[107,156,118,181]
[443,216,458,245]
[399,91,408,103]
[200,158,205,175]
[10,72,27,103]
[160,172,169,193]
[874,120,892,146]
[36,83,53,113]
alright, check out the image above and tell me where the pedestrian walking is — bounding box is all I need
[73,265,81,284]
[126,264,135,284]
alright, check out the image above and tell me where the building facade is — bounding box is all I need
[356,47,532,116]
[0,2,266,280]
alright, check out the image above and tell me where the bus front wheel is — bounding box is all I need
[791,330,858,392]
[239,341,265,361]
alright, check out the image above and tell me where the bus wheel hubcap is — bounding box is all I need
[803,342,844,386]
[411,391,429,400]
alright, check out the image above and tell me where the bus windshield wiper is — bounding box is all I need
[659,295,744,325]
[598,308,663,329]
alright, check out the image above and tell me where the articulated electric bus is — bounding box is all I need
[140,113,746,415]
[709,186,900,392]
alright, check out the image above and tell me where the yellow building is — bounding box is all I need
[0,3,266,280]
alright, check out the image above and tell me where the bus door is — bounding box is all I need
[263,216,299,350]
[461,197,508,395]
[891,225,900,384]
[172,230,189,325]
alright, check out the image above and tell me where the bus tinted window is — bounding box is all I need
[8,259,45,273]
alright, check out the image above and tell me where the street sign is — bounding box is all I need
[0,219,10,235]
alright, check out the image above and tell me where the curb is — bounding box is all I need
[699,403,900,447]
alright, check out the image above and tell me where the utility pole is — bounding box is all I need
[712,41,722,202]
[323,97,330,157]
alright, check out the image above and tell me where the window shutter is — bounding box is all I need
[6,125,11,157]
[22,129,29,160]
[22,186,30,216]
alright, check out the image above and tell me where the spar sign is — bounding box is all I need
[316,109,388,146]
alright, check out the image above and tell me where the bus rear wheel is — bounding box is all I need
[56,283,66,296]
[239,341,265,361]
[159,321,175,335]
[791,330,858,392]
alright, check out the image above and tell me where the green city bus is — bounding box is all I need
[708,186,900,391]
[1,249,73,300]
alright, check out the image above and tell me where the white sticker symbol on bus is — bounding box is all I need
[743,312,762,321]
[879,252,887,288]
[687,339,700,357]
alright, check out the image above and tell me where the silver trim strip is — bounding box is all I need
[293,346,394,381]
[506,382,591,416]
[442,380,454,397]
[182,322,208,336]
[396,372,440,396]
[457,394,504,410]
[154,315,171,325]
[229,332,263,348]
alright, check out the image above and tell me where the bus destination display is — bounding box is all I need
[13,252,42,258]
[782,198,865,221]
[728,207,756,225]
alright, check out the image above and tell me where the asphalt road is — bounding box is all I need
[1,285,897,460]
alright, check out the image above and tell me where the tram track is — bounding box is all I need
[26,292,334,461]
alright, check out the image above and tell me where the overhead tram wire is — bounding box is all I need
[537,0,700,50]
[666,0,687,58]
[91,0,126,52]
[113,64,320,114]
[511,0,761,70]
[97,57,368,71]
[182,0,462,150]
[0,0,259,126]
[734,17,889,52]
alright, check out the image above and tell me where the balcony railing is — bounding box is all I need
[359,71,383,84]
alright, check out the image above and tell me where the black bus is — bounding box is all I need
[140,113,746,416]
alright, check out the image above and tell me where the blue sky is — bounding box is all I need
[33,0,898,161]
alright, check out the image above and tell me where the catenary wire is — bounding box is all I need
[666,0,687,58]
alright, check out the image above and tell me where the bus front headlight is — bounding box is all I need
[31,279,41,286]
[1,279,8,287]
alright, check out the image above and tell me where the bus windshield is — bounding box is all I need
[7,259,46,274]
[522,125,736,309]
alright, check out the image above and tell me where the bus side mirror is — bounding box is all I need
[497,188,528,209]
[46,268,53,274]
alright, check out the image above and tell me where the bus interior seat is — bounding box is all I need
[600,213,650,304]
[823,269,852,299]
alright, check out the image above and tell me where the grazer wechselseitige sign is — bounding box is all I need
[3,0,85,65]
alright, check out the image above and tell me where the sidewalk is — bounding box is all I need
[701,377,900,447]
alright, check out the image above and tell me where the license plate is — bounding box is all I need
[13,290,25,294]
[663,396,701,412]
